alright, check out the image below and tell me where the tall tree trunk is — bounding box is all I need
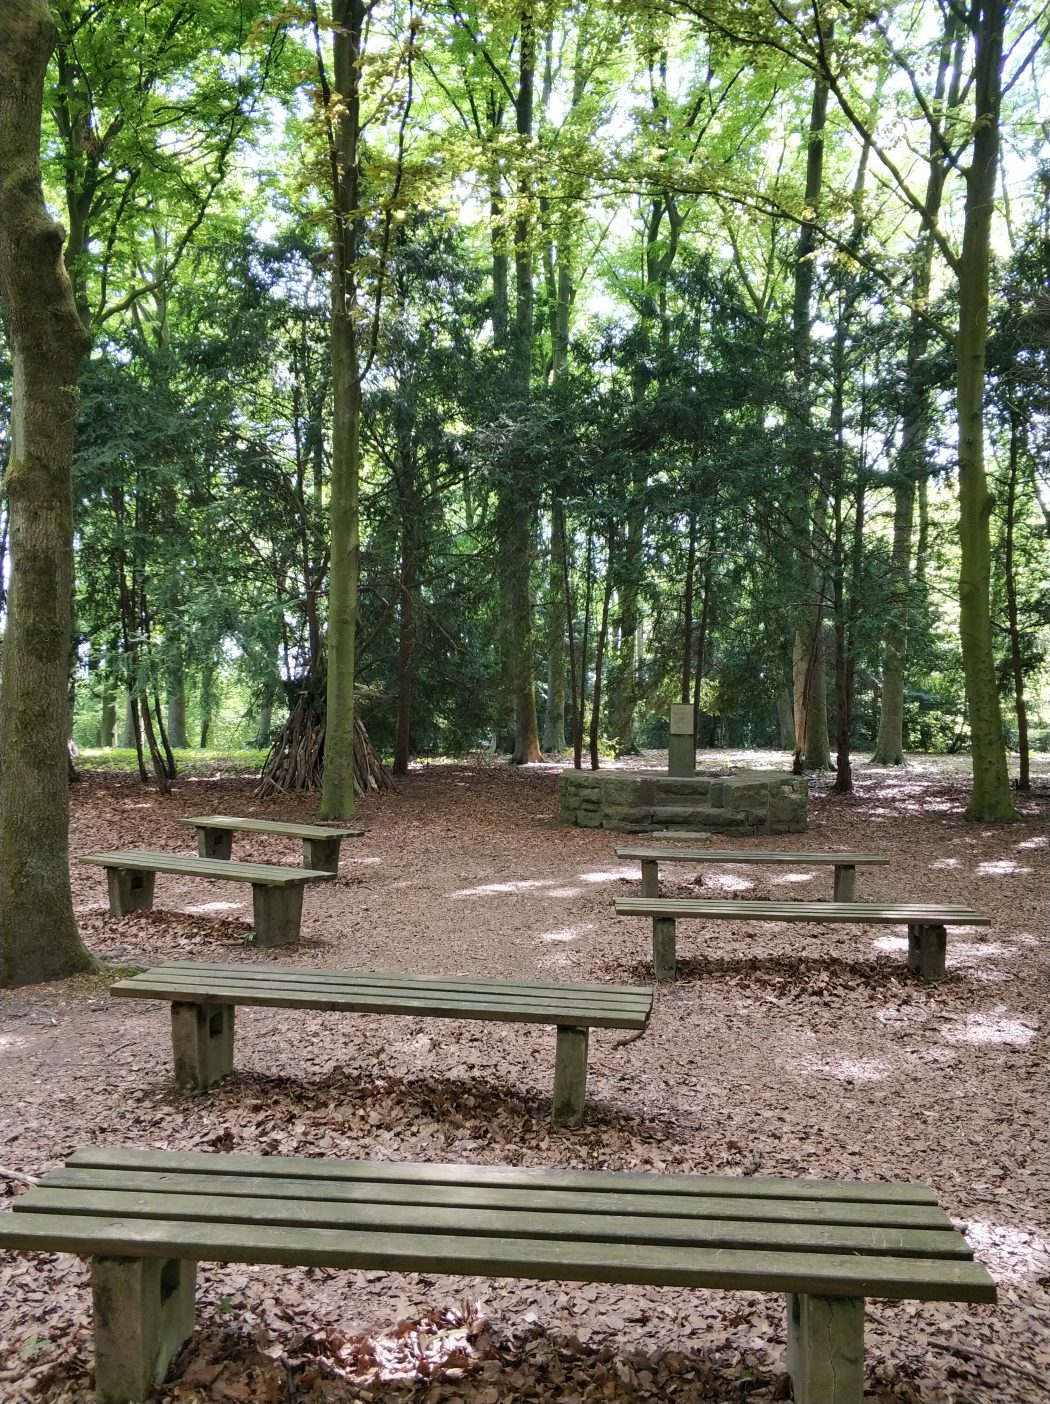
[166,659,188,749]
[321,0,365,817]
[544,496,567,752]
[508,3,541,764]
[957,0,1016,821]
[873,13,963,765]
[588,533,614,769]
[0,0,96,985]
[1003,414,1030,791]
[790,53,832,772]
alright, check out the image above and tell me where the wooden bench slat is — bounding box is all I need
[65,1149,940,1205]
[179,816,363,840]
[16,1187,972,1261]
[80,851,333,885]
[112,977,650,1028]
[113,963,652,1006]
[41,1168,953,1230]
[615,898,990,925]
[616,849,889,865]
[0,1210,996,1302]
[155,959,647,999]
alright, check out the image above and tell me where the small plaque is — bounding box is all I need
[669,704,694,735]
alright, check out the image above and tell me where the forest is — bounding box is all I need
[1,0,1047,830]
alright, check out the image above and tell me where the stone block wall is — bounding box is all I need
[558,768,807,835]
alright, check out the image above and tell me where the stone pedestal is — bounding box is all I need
[667,704,696,778]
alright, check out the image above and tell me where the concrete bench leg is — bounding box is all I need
[92,1255,196,1404]
[171,1001,235,1089]
[252,882,304,946]
[106,868,156,916]
[303,836,341,873]
[653,917,677,980]
[907,923,947,983]
[552,1025,589,1128]
[198,827,233,860]
[832,864,856,902]
[786,1292,864,1404]
[641,858,660,898]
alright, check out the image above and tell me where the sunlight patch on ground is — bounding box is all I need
[451,878,559,898]
[768,872,816,885]
[825,1057,890,1083]
[873,935,909,953]
[975,859,1032,876]
[702,873,755,893]
[940,1011,1037,1047]
[0,1032,32,1051]
[929,857,962,869]
[184,901,242,914]
[577,869,635,884]
[540,925,591,943]
[548,886,584,898]
[1015,835,1047,851]
[961,1220,1050,1282]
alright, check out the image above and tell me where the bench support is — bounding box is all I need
[197,828,233,861]
[640,858,660,898]
[653,916,677,981]
[106,868,156,916]
[171,1002,235,1089]
[552,1025,589,1127]
[252,882,305,946]
[907,923,947,983]
[92,1255,196,1404]
[832,863,856,902]
[786,1292,864,1404]
[303,836,341,874]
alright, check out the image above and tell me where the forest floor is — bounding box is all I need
[1,752,1047,1404]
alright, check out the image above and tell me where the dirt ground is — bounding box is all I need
[1,754,1047,1403]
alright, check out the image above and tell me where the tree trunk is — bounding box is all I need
[320,0,365,818]
[956,1,1016,821]
[165,660,188,749]
[1003,415,1030,791]
[790,54,832,773]
[588,534,614,769]
[0,0,96,985]
[507,5,541,765]
[873,12,962,765]
[544,496,567,752]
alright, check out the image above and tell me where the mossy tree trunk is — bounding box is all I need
[956,0,1017,822]
[0,0,96,986]
[320,0,365,818]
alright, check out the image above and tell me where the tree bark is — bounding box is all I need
[0,0,96,985]
[1002,414,1030,791]
[873,12,963,765]
[320,0,365,818]
[790,54,832,772]
[956,0,1016,820]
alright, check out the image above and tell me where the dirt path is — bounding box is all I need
[1,758,1047,1403]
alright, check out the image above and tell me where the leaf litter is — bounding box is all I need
[0,758,1047,1402]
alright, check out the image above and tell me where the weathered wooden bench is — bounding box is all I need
[617,847,889,901]
[0,1146,995,1404]
[110,960,653,1128]
[614,897,991,982]
[80,851,334,947]
[177,815,364,873]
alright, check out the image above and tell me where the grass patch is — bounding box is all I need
[77,748,269,777]
[62,964,146,996]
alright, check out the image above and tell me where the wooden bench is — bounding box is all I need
[110,961,653,1128]
[617,847,889,901]
[614,897,991,982]
[0,1146,995,1404]
[177,815,364,873]
[80,851,335,947]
